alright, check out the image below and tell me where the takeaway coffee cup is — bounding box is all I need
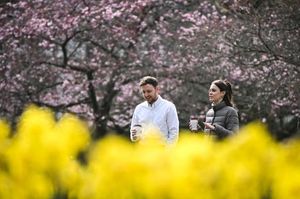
[189,116,198,131]
[130,124,143,142]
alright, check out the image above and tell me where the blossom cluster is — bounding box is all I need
[0,106,299,199]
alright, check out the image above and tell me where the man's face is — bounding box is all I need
[141,84,159,104]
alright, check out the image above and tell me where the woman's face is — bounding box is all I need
[208,83,225,104]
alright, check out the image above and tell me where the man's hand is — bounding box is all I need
[131,129,139,141]
[130,124,142,142]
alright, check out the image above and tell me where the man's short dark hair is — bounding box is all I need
[139,76,158,87]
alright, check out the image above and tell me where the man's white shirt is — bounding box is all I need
[131,95,179,144]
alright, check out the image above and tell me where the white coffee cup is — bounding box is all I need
[130,124,143,142]
[190,116,198,131]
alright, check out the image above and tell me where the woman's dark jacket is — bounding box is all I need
[205,101,239,139]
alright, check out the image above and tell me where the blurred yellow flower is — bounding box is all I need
[1,106,300,199]
[0,119,10,140]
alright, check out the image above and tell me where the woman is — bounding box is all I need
[190,79,239,139]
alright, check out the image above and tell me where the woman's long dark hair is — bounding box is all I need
[212,79,234,107]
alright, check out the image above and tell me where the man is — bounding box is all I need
[130,76,179,144]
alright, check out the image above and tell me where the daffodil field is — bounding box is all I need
[0,106,299,199]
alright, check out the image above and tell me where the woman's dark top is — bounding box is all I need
[205,101,239,139]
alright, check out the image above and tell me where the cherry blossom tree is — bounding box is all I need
[1,0,227,138]
[214,0,300,138]
[0,0,299,139]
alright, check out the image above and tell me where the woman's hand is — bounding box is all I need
[204,123,216,131]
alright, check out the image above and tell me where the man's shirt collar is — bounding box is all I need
[147,95,162,107]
